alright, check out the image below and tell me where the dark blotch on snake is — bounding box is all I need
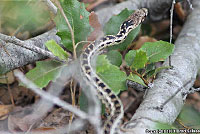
[107,35,115,39]
[114,100,119,105]
[82,60,88,65]
[105,88,111,94]
[89,44,94,50]
[115,106,121,111]
[84,66,90,71]
[94,77,100,82]
[85,48,90,54]
[82,53,88,59]
[110,94,116,99]
[106,41,112,44]
[99,82,106,88]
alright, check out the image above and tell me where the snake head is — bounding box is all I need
[127,8,148,24]
[119,8,148,34]
[140,8,148,22]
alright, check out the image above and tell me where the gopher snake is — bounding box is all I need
[80,8,148,134]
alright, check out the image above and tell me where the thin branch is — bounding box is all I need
[75,41,92,49]
[157,79,192,111]
[0,40,10,56]
[0,28,61,75]
[14,70,88,120]
[69,79,76,125]
[14,61,102,133]
[54,0,77,60]
[169,0,176,67]
[183,87,200,95]
[5,74,15,106]
[0,33,61,61]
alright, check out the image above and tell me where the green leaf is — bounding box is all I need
[0,64,6,75]
[176,105,200,129]
[55,0,92,52]
[25,60,65,88]
[131,50,148,69]
[1,1,51,34]
[79,92,88,112]
[127,73,146,87]
[96,55,110,73]
[145,70,156,78]
[144,63,155,74]
[106,50,122,67]
[155,122,176,134]
[154,66,171,74]
[96,55,127,94]
[45,40,68,60]
[79,91,106,114]
[103,8,141,51]
[125,50,136,66]
[141,41,174,63]
[146,66,170,78]
[141,23,152,35]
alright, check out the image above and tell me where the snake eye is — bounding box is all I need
[142,8,148,17]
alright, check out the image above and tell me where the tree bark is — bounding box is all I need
[96,0,173,26]
[0,28,60,74]
[123,0,200,133]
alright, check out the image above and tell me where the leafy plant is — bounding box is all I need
[124,41,174,86]
[54,0,92,52]
[24,0,174,111]
[25,60,66,88]
[96,55,127,94]
[25,0,92,88]
[45,40,68,61]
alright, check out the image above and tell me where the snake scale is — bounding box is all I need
[80,8,148,134]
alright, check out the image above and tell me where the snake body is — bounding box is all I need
[80,8,148,134]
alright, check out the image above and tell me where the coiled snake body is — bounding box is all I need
[80,8,148,134]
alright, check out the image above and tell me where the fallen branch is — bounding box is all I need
[0,28,60,74]
[96,0,174,26]
[0,33,60,61]
[14,70,88,120]
[123,0,200,133]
